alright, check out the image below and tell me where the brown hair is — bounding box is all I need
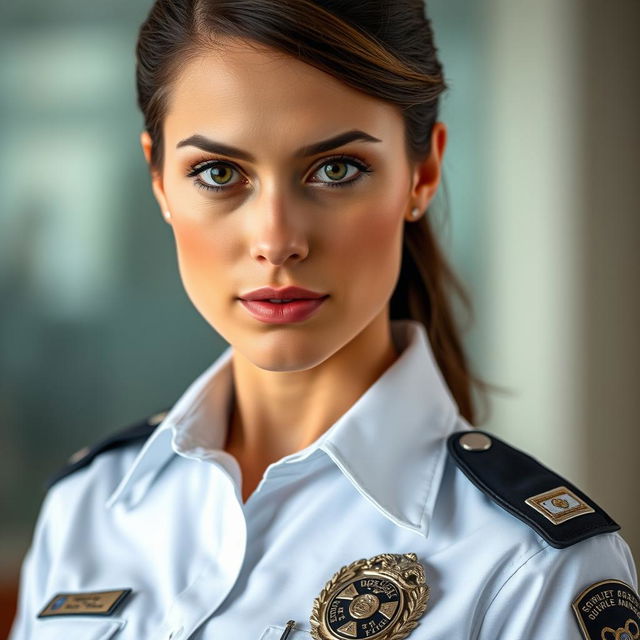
[135,0,495,425]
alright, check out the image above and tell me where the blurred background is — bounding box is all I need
[1,0,639,633]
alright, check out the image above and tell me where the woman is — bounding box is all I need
[9,1,638,639]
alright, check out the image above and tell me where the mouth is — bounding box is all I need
[238,285,329,301]
[238,295,329,324]
[248,297,327,303]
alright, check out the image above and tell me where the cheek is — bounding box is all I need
[331,203,404,306]
[164,174,235,277]
[170,219,234,310]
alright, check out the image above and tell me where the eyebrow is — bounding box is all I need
[176,129,382,161]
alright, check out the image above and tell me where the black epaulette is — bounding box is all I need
[44,409,172,492]
[447,430,620,549]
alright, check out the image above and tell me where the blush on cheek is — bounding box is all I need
[174,211,241,263]
[172,225,228,316]
[335,207,404,308]
[175,224,217,262]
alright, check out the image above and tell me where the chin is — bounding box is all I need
[233,330,340,372]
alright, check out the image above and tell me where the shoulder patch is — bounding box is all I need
[44,409,171,491]
[572,579,640,639]
[447,430,620,548]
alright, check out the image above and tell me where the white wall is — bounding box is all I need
[479,0,640,559]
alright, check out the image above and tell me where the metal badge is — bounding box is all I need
[310,553,429,640]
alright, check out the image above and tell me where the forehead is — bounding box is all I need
[163,37,402,153]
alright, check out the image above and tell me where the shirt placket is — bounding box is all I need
[152,458,248,640]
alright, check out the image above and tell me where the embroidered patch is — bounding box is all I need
[525,485,595,525]
[38,589,132,618]
[572,580,640,639]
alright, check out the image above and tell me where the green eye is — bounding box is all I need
[186,154,373,192]
[206,164,235,186]
[310,156,372,188]
[322,161,349,181]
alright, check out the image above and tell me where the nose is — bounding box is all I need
[247,194,310,266]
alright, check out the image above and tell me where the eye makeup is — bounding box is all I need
[185,153,374,192]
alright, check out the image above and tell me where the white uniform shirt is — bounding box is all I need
[9,319,638,640]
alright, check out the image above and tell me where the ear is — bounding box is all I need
[140,130,172,224]
[407,121,447,218]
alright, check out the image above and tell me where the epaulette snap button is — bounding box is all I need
[459,432,492,452]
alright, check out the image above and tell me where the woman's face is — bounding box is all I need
[142,38,445,371]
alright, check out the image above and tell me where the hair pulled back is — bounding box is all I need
[135,0,493,425]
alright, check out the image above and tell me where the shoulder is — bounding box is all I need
[445,425,620,549]
[44,408,171,492]
[442,425,639,638]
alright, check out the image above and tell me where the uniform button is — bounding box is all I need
[459,432,492,452]
[168,626,184,639]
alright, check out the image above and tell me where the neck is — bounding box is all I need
[224,314,400,468]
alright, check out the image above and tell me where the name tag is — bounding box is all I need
[38,589,132,617]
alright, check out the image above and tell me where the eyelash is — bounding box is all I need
[185,154,373,192]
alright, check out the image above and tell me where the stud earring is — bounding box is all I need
[410,207,421,220]
[163,210,171,220]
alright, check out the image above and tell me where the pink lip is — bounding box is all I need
[239,297,329,324]
[238,286,328,301]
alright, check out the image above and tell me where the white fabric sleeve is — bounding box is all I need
[477,532,639,639]
[7,488,58,640]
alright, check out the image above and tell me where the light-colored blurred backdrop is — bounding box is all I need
[1,0,638,632]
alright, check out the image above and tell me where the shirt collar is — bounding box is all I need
[106,319,462,536]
